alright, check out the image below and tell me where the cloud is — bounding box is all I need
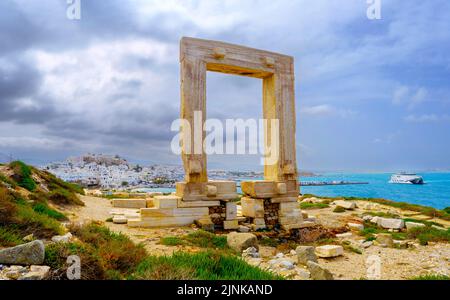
[300,105,356,118]
[404,114,450,123]
[1,0,450,171]
[392,86,428,109]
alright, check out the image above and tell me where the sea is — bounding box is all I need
[135,172,450,209]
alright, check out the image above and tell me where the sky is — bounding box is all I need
[0,0,449,172]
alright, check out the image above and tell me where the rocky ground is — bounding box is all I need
[60,195,450,280]
[2,194,447,280]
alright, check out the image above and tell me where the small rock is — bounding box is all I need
[279,269,297,278]
[393,240,408,249]
[315,245,343,258]
[332,200,356,210]
[405,222,426,231]
[336,232,352,238]
[238,225,250,233]
[370,216,380,224]
[112,216,128,224]
[51,232,73,243]
[362,241,373,248]
[377,218,405,229]
[194,218,214,232]
[279,260,295,270]
[227,232,258,252]
[296,268,311,280]
[18,266,50,280]
[23,234,34,242]
[376,233,394,248]
[307,261,334,280]
[0,240,45,265]
[296,246,318,265]
[246,258,262,267]
[348,223,364,231]
[242,247,260,258]
[431,225,446,231]
[289,250,297,256]
[362,215,373,221]
[5,270,22,280]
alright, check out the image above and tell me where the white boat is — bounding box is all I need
[389,173,424,184]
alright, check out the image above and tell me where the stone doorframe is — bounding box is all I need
[177,37,299,202]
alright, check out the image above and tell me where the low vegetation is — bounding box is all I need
[0,161,86,247]
[160,230,231,251]
[300,202,329,210]
[131,251,282,280]
[45,223,147,280]
[406,226,450,245]
[301,194,450,221]
[9,161,36,191]
[411,274,450,280]
[0,186,64,246]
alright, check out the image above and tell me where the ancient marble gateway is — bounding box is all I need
[129,37,311,231]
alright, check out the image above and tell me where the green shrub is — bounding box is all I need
[0,227,23,247]
[131,251,282,280]
[49,188,84,206]
[10,161,36,191]
[160,236,185,246]
[184,230,228,250]
[407,227,450,245]
[69,223,147,279]
[44,242,106,280]
[15,203,64,238]
[33,203,67,221]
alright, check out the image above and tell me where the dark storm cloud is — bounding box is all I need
[0,55,57,124]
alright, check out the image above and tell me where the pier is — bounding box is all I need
[299,181,369,186]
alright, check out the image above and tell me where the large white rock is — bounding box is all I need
[348,223,364,231]
[332,200,356,210]
[405,221,426,231]
[315,245,343,258]
[377,218,405,229]
[336,232,352,239]
[0,241,45,265]
[296,246,318,265]
[307,261,334,280]
[370,216,380,224]
[51,233,73,243]
[227,232,258,252]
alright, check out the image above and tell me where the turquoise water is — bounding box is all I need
[300,173,450,209]
[135,173,450,209]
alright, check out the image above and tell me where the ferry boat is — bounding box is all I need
[389,173,424,184]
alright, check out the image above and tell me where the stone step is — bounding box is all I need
[140,207,209,217]
[112,199,148,209]
[128,216,198,228]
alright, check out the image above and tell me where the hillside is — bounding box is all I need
[0,161,85,247]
